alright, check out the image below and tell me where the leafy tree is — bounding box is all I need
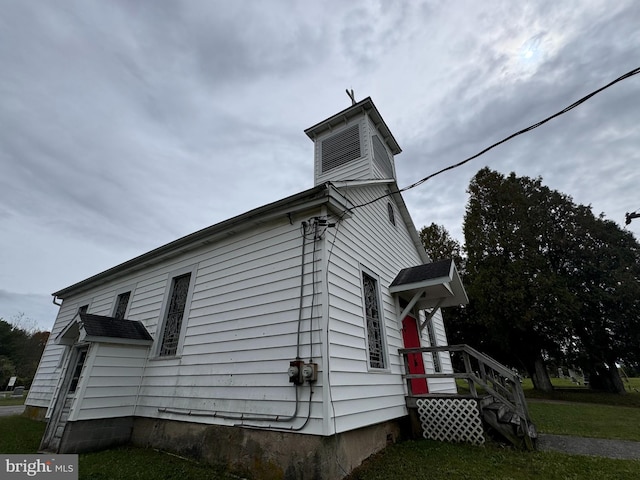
[419,223,464,267]
[0,355,16,390]
[0,316,50,389]
[458,167,640,393]
[462,168,580,391]
[561,212,640,393]
[0,319,19,388]
[418,223,477,361]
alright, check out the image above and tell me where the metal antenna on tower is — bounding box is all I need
[346,89,356,105]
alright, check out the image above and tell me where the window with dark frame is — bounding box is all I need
[425,315,442,372]
[68,348,88,393]
[113,291,131,320]
[158,273,192,357]
[362,272,387,369]
[387,202,396,226]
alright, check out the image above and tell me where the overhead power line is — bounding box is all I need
[341,66,640,216]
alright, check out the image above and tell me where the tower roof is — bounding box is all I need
[304,97,402,155]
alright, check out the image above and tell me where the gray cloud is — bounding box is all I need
[1,0,639,331]
[396,1,640,235]
[0,289,59,331]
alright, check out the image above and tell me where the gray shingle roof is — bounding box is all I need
[390,259,453,288]
[79,313,153,342]
[389,259,468,309]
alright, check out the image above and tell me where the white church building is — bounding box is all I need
[25,97,467,479]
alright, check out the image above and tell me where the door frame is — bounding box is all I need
[40,344,89,452]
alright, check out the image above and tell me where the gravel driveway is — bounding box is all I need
[538,433,640,460]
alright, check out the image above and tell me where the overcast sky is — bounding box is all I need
[2,1,639,331]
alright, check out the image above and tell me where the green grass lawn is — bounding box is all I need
[0,417,238,480]
[78,447,238,480]
[348,377,640,479]
[522,377,640,408]
[528,402,640,441]
[0,394,26,406]
[0,416,45,453]
[522,375,640,393]
[347,439,640,480]
[518,375,640,440]
[1,416,637,480]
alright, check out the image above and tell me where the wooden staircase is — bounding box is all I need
[399,344,537,450]
[480,395,537,449]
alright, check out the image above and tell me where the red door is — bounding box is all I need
[402,316,429,394]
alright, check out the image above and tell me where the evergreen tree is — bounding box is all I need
[463,168,578,391]
[419,223,464,267]
[561,212,640,392]
[457,167,640,392]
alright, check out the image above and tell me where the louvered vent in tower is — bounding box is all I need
[372,135,393,178]
[321,124,361,173]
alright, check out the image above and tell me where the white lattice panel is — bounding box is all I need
[416,398,485,446]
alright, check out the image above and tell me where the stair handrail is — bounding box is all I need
[398,344,535,449]
[459,344,529,418]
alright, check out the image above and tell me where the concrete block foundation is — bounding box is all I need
[131,417,408,480]
[59,417,134,453]
[26,405,409,479]
[23,405,47,421]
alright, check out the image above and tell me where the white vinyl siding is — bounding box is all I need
[136,221,323,428]
[422,309,456,394]
[29,216,326,434]
[26,183,451,437]
[324,183,432,433]
[70,343,149,421]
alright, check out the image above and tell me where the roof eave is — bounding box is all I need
[81,335,153,347]
[389,188,430,264]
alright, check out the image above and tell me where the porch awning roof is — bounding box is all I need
[390,259,468,310]
[56,313,154,346]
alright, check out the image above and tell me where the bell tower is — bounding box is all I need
[304,96,401,186]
